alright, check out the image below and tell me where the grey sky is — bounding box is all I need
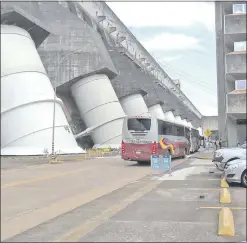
[107,2,218,116]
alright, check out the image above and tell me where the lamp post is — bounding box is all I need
[51,49,82,161]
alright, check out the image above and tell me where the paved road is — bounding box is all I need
[1,155,246,242]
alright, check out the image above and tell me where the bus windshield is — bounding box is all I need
[127,118,151,131]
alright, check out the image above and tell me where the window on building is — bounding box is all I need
[233,4,246,14]
[235,80,246,90]
[234,41,246,52]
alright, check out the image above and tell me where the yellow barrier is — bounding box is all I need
[221,177,229,188]
[218,207,235,236]
[220,188,231,204]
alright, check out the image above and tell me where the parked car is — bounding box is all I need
[224,159,247,187]
[212,144,246,171]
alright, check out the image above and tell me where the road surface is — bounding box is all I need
[1,154,246,242]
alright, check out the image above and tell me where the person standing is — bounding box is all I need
[219,139,222,149]
[215,140,218,150]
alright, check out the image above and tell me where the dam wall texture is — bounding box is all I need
[1,1,202,155]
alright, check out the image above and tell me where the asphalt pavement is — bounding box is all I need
[2,152,246,242]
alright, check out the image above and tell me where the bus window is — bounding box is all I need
[173,125,184,136]
[127,118,151,131]
[158,120,173,135]
[158,120,163,135]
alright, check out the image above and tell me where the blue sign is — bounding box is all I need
[162,154,171,170]
[151,154,171,171]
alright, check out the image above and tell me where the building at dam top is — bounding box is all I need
[1,1,203,155]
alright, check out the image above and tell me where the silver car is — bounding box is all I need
[212,146,246,171]
[224,159,247,187]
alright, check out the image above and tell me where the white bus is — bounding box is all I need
[121,115,196,164]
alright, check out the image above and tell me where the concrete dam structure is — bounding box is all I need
[1,1,202,155]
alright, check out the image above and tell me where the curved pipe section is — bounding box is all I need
[181,119,189,127]
[187,121,193,128]
[174,115,183,125]
[1,25,82,155]
[148,104,165,119]
[120,93,149,116]
[71,74,126,146]
[163,111,175,123]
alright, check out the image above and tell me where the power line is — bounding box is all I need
[158,61,217,94]
[158,59,216,91]
[163,66,216,95]
[159,68,216,96]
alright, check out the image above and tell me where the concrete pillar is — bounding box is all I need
[71,74,126,146]
[227,117,238,147]
[163,111,175,123]
[237,124,246,145]
[148,103,165,119]
[1,25,82,155]
[120,93,149,116]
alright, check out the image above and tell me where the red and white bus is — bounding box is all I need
[121,115,198,164]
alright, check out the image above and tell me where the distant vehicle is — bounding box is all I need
[224,159,247,187]
[212,144,246,171]
[121,115,198,164]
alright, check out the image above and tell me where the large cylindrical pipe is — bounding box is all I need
[181,119,188,127]
[174,115,183,125]
[163,111,175,123]
[71,74,126,146]
[148,104,165,119]
[187,121,193,128]
[1,25,82,155]
[120,93,149,116]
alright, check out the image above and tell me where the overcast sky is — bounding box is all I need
[107,2,218,116]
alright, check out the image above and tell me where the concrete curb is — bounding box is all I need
[218,207,235,236]
[221,177,229,188]
[220,188,231,204]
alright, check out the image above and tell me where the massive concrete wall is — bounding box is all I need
[35,2,126,147]
[1,1,202,150]
[36,2,117,86]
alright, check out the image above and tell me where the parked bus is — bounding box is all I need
[121,115,191,163]
[190,128,200,153]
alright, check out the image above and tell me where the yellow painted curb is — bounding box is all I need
[220,188,231,204]
[221,177,229,188]
[218,207,235,236]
